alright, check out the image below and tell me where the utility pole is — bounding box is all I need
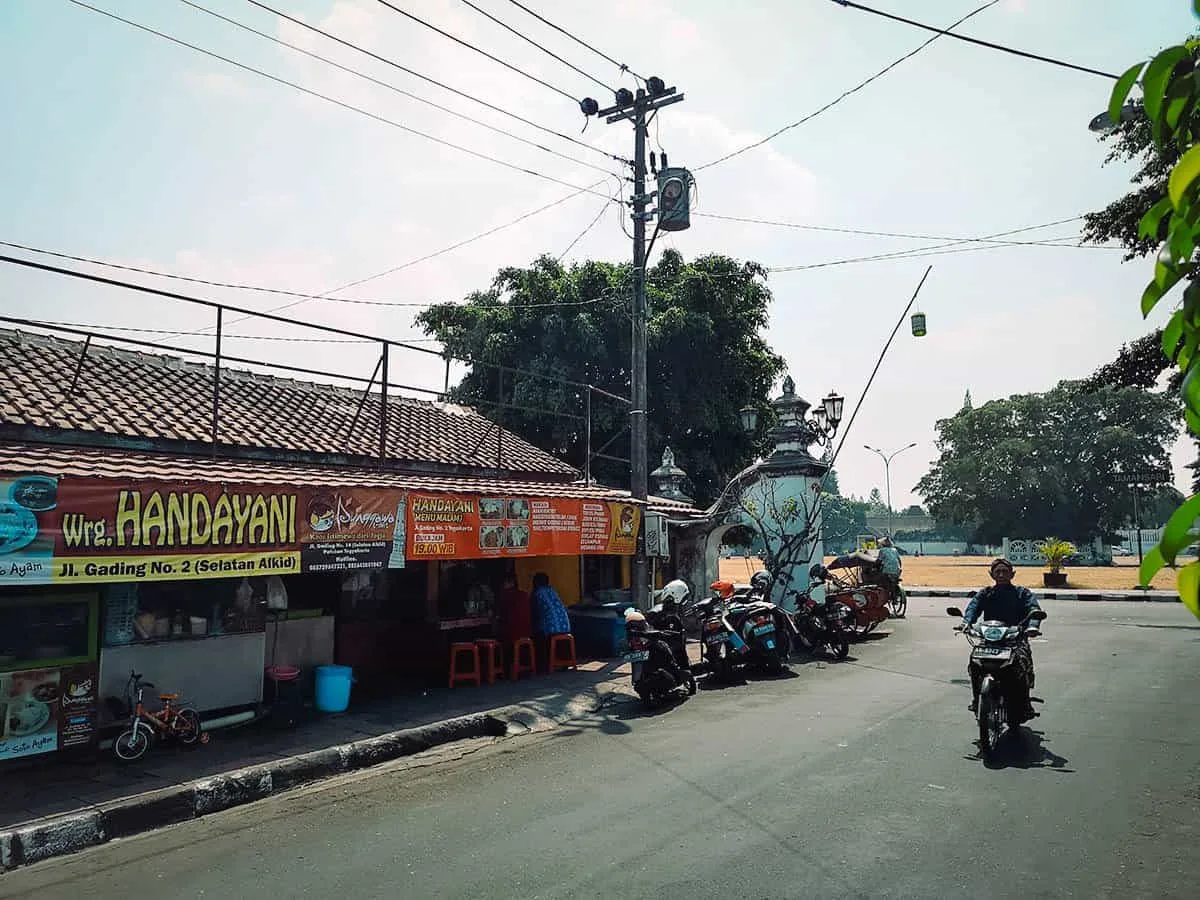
[589,79,684,606]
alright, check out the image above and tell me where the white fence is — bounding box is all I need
[1002,537,1110,567]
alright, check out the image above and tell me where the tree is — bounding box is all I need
[1110,26,1200,614]
[916,381,1178,544]
[416,250,785,506]
[902,504,926,516]
[867,488,888,514]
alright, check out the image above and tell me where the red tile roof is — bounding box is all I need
[0,442,703,517]
[0,328,577,477]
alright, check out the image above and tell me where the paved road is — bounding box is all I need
[4,601,1199,899]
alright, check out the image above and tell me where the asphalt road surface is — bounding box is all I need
[4,600,1198,899]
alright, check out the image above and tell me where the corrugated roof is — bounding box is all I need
[0,328,577,477]
[0,442,703,517]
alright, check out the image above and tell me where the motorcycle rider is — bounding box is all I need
[962,558,1042,722]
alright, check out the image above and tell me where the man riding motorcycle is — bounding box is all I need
[962,557,1043,722]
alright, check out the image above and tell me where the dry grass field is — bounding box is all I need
[718,554,1179,592]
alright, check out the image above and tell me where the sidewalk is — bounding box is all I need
[1,659,635,871]
[905,586,1180,602]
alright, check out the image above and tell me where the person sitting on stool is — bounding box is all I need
[531,572,571,672]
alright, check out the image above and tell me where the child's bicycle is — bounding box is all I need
[113,670,207,762]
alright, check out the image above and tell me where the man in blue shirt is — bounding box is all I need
[962,558,1042,721]
[877,537,904,617]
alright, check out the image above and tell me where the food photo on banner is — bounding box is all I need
[298,488,408,573]
[0,663,99,762]
[407,493,640,559]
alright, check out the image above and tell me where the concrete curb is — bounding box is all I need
[906,588,1180,603]
[0,708,517,873]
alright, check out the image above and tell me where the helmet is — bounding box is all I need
[750,570,772,593]
[809,563,830,582]
[660,579,691,608]
[624,608,647,630]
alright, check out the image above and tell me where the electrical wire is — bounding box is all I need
[246,1,624,165]
[66,1,614,198]
[830,0,1121,80]
[372,0,579,103]
[500,0,646,83]
[557,194,615,261]
[697,1,999,171]
[455,0,614,94]
[30,321,383,343]
[695,212,1113,247]
[180,0,617,176]
[767,233,1098,273]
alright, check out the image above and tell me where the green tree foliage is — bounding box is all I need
[817,469,868,554]
[416,250,785,506]
[1110,25,1200,613]
[916,382,1178,544]
[867,488,888,514]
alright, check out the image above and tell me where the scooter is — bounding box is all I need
[623,611,696,704]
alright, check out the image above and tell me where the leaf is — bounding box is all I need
[1169,144,1200,208]
[1159,493,1200,563]
[1154,246,1184,291]
[1165,73,1197,128]
[1110,61,1147,125]
[1139,196,1175,241]
[1141,544,1167,586]
[1142,280,1165,317]
[1164,311,1185,360]
[1177,561,1200,619]
[1144,47,1190,123]
[1184,367,1200,417]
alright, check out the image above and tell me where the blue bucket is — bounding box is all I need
[314,665,354,713]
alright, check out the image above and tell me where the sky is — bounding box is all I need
[1,0,1197,510]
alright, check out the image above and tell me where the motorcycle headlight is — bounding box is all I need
[982,626,1007,642]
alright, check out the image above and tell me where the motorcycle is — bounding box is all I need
[622,582,697,704]
[723,588,797,674]
[789,591,851,661]
[947,604,1048,757]
[693,591,749,682]
[812,555,891,638]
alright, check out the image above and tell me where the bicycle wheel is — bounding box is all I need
[174,708,202,745]
[114,727,151,762]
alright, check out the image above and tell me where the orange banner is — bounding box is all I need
[407,494,639,560]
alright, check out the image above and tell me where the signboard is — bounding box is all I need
[1119,469,1173,487]
[0,663,99,762]
[407,493,639,560]
[0,472,640,586]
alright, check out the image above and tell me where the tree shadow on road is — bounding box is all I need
[975,727,1074,773]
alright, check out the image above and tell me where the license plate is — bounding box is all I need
[764,639,775,650]
[705,633,726,645]
[753,623,775,636]
[973,647,1011,659]
[624,650,649,662]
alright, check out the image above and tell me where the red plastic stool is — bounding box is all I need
[475,639,504,684]
[548,634,577,672]
[510,637,536,680]
[448,642,481,688]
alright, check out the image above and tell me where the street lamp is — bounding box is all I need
[1088,103,1139,133]
[739,404,758,434]
[864,442,918,537]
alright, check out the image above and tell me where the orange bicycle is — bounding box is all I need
[113,670,205,762]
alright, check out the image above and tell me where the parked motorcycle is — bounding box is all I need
[790,591,851,661]
[622,580,696,704]
[947,604,1047,757]
[694,589,749,682]
[723,570,797,674]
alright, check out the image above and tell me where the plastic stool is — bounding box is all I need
[475,639,504,684]
[510,637,536,680]
[448,642,481,688]
[548,634,577,672]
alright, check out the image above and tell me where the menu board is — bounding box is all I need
[0,663,99,762]
[408,494,639,560]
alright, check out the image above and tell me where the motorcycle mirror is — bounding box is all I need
[946,606,963,617]
[1029,609,1048,622]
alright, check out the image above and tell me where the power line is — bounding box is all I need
[0,238,615,310]
[455,0,614,93]
[557,195,614,261]
[830,0,1120,80]
[372,0,579,103]
[66,1,615,198]
[30,321,383,344]
[698,0,999,171]
[245,1,624,165]
[695,212,1115,248]
[501,0,646,83]
[768,233,1100,273]
[179,0,617,176]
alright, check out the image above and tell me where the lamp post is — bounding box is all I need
[864,443,918,537]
